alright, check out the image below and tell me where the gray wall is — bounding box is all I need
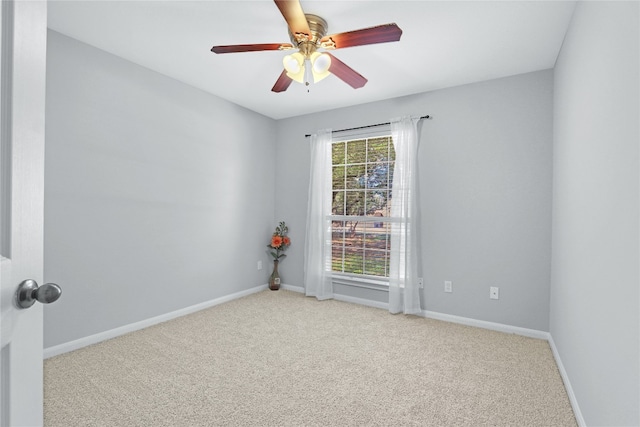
[44,31,277,348]
[550,2,639,426]
[275,70,553,331]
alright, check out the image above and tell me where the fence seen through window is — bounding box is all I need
[331,136,395,278]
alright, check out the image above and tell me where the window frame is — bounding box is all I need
[328,131,397,289]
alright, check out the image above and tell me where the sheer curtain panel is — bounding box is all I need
[388,117,422,314]
[304,129,334,300]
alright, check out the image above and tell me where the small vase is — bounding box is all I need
[269,260,281,291]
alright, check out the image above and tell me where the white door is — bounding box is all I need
[0,1,49,426]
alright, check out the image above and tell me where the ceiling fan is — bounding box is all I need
[211,0,402,93]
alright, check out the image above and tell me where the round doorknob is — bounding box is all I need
[15,279,62,309]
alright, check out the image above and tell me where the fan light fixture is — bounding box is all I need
[283,51,331,86]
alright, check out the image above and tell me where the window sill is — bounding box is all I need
[331,273,389,292]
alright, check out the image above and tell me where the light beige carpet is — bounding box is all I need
[44,290,576,426]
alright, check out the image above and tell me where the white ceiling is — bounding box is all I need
[48,1,577,120]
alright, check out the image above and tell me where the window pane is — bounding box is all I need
[345,220,363,244]
[332,248,343,272]
[344,248,364,275]
[345,220,364,274]
[367,137,390,162]
[346,164,366,189]
[364,250,387,276]
[346,139,366,164]
[332,166,345,190]
[332,142,345,165]
[331,221,345,273]
[382,222,391,251]
[366,162,391,189]
[332,191,345,215]
[365,223,389,251]
[345,191,365,216]
[365,190,389,216]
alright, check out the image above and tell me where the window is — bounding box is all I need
[330,136,395,280]
[306,118,420,310]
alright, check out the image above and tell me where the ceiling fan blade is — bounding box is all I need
[272,70,293,93]
[274,0,311,42]
[326,53,367,89]
[211,43,293,54]
[321,23,402,50]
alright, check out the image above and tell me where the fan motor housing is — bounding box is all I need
[289,14,328,47]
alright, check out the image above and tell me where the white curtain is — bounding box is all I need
[304,129,334,300]
[388,116,421,314]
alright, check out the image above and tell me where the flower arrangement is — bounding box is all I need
[268,221,291,262]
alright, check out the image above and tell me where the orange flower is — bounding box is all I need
[271,235,283,248]
[283,236,291,246]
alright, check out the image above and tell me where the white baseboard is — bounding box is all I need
[548,335,586,427]
[420,310,550,340]
[334,294,389,310]
[43,284,268,359]
[284,283,548,339]
[283,283,390,310]
[282,283,389,309]
[281,284,304,293]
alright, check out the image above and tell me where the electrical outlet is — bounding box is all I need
[490,286,499,300]
[418,278,424,289]
[257,260,262,270]
[444,281,453,293]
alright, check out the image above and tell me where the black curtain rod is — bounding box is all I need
[304,115,431,138]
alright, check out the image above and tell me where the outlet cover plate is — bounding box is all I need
[490,286,499,299]
[444,281,453,293]
[418,278,424,289]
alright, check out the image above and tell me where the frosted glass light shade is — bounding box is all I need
[283,52,305,83]
[283,55,301,73]
[310,52,331,83]
[312,53,331,73]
